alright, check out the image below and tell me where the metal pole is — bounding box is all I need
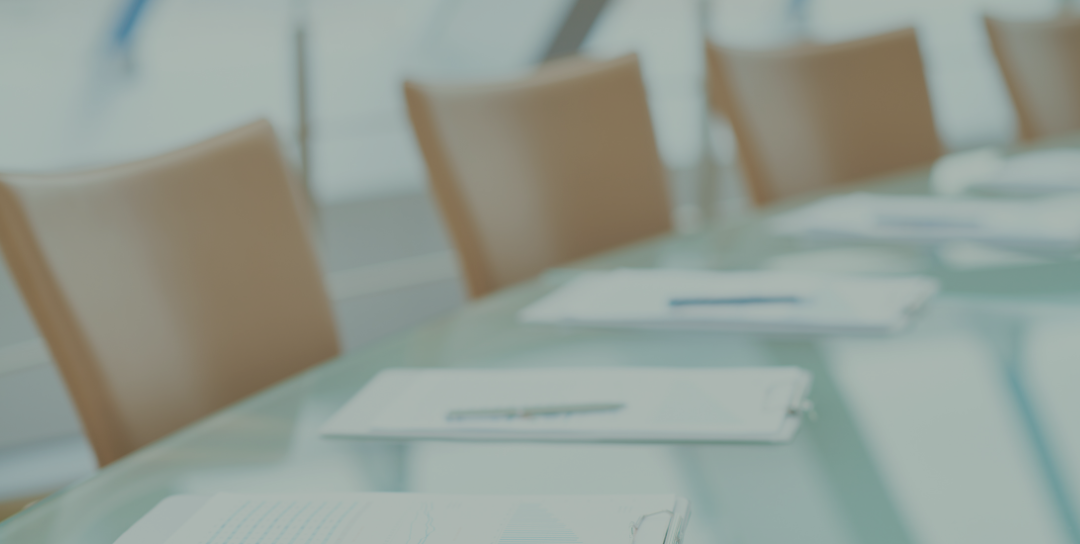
[696,0,719,225]
[540,0,612,62]
[293,0,317,219]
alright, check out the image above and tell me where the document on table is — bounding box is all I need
[932,148,1080,195]
[519,269,938,335]
[321,367,813,443]
[773,192,1080,251]
[121,492,690,544]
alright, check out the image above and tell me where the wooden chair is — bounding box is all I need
[985,14,1080,141]
[706,29,942,205]
[0,120,340,466]
[405,54,673,298]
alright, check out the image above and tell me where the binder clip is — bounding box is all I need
[630,510,674,544]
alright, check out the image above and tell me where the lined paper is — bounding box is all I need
[161,493,681,544]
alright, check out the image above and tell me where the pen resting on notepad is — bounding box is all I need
[446,403,626,421]
[669,296,801,306]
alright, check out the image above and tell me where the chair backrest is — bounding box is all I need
[985,14,1080,141]
[405,54,672,298]
[706,29,942,205]
[0,120,340,466]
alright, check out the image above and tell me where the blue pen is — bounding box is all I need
[670,296,802,306]
[876,215,980,229]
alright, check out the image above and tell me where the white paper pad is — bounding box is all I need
[773,193,1080,251]
[321,367,813,443]
[931,148,1005,195]
[933,148,1080,195]
[519,269,938,335]
[125,493,689,544]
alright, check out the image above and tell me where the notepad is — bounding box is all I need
[933,148,1080,195]
[773,193,1080,251]
[116,493,691,544]
[518,269,937,335]
[321,367,813,443]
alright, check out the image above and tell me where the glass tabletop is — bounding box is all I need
[6,136,1080,544]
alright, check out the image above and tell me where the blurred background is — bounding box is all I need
[0,0,1069,533]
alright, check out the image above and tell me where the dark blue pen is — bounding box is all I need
[669,296,802,306]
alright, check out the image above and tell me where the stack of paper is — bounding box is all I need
[519,269,938,334]
[116,493,691,544]
[933,148,1080,195]
[322,367,814,443]
[773,193,1080,251]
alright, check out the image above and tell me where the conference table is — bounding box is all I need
[5,136,1080,544]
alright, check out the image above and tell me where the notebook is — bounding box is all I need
[321,367,813,443]
[933,148,1080,195]
[519,269,938,335]
[773,192,1080,251]
[115,493,691,544]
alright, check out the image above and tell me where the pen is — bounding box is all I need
[446,402,625,421]
[670,296,801,306]
[875,215,980,228]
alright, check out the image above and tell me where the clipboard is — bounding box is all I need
[321,367,814,443]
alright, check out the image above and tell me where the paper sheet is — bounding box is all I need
[773,193,1080,251]
[520,269,937,334]
[161,493,681,544]
[984,149,1080,194]
[932,148,1080,195]
[363,367,810,442]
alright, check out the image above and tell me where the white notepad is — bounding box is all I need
[115,493,691,544]
[321,367,813,443]
[933,148,1080,195]
[773,192,1080,251]
[519,269,938,335]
